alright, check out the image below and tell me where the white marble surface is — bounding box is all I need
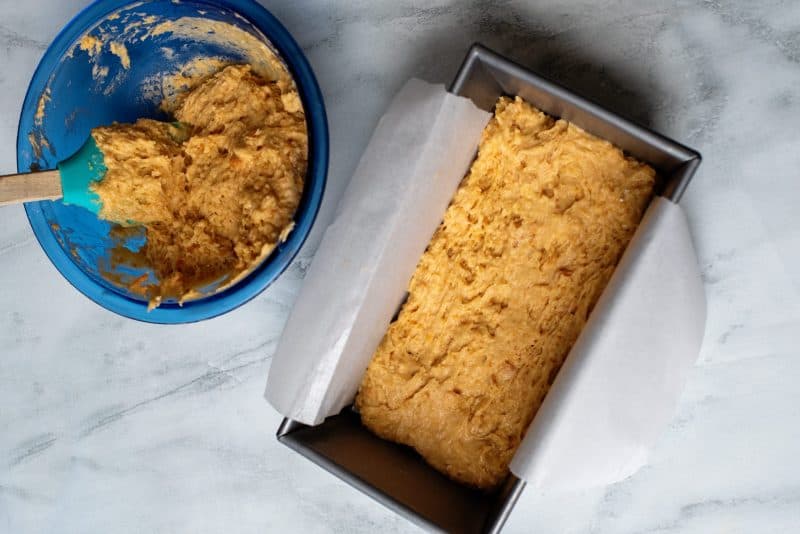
[2,0,800,532]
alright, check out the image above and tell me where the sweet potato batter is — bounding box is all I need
[356,97,655,489]
[91,64,307,305]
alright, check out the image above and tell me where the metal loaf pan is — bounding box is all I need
[277,44,702,533]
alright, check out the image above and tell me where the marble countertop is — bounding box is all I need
[2,1,799,532]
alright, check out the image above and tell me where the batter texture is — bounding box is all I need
[91,64,307,304]
[355,97,655,489]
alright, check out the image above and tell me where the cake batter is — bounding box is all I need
[91,64,307,306]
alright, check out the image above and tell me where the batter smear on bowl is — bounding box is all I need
[92,64,307,307]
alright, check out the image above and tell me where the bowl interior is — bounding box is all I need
[18,0,327,323]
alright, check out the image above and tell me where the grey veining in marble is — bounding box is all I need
[2,1,800,533]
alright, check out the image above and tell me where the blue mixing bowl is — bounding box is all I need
[17,0,328,323]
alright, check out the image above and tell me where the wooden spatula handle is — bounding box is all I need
[0,170,62,206]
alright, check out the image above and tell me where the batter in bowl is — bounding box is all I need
[91,64,307,307]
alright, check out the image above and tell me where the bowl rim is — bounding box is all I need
[18,0,329,324]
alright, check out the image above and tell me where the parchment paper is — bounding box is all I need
[265,79,491,424]
[509,196,706,490]
[265,80,706,491]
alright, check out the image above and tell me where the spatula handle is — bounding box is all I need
[0,170,62,206]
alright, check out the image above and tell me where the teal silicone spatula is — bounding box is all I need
[0,136,106,213]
